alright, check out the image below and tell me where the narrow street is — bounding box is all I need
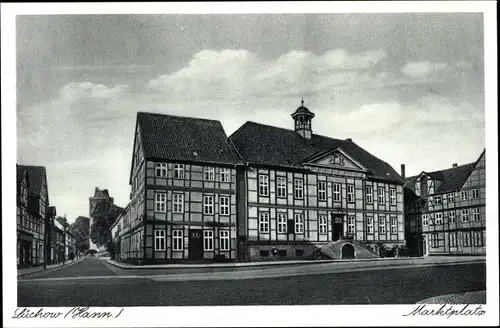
[18,257,486,306]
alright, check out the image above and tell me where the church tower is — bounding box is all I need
[291,99,315,139]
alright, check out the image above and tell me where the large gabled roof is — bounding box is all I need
[405,149,485,194]
[17,165,48,199]
[136,112,240,165]
[229,121,404,183]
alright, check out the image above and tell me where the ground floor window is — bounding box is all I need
[431,233,438,248]
[219,230,230,251]
[473,231,483,247]
[294,214,304,234]
[277,213,287,233]
[347,216,355,234]
[319,215,327,234]
[154,229,166,251]
[204,230,214,251]
[463,231,472,247]
[449,232,457,247]
[172,229,183,251]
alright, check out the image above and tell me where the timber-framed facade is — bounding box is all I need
[229,102,406,261]
[404,150,486,256]
[112,112,240,264]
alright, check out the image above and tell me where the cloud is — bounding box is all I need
[401,61,448,77]
[59,82,129,102]
[147,49,387,100]
[52,64,153,72]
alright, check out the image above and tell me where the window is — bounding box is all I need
[203,195,214,214]
[294,213,304,233]
[449,232,457,247]
[173,164,184,179]
[461,209,469,222]
[435,212,443,225]
[461,191,468,201]
[259,250,269,257]
[318,181,327,201]
[449,211,456,224]
[295,249,304,257]
[259,212,269,233]
[390,188,397,205]
[294,179,304,199]
[347,216,355,234]
[472,208,480,221]
[258,175,269,196]
[473,231,483,247]
[319,215,327,234]
[378,187,385,204]
[172,193,184,213]
[278,250,287,257]
[347,185,355,203]
[155,192,166,212]
[155,163,167,178]
[463,231,471,247]
[154,230,166,251]
[448,193,455,203]
[220,168,230,182]
[431,233,438,248]
[471,189,479,200]
[172,230,183,251]
[366,186,373,204]
[219,196,230,215]
[378,217,386,234]
[422,214,429,226]
[410,219,416,229]
[277,177,287,198]
[367,216,374,234]
[277,213,287,233]
[434,195,442,205]
[203,230,214,250]
[390,217,398,234]
[219,230,230,251]
[333,183,342,202]
[204,167,215,181]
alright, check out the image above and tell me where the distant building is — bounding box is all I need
[89,187,114,217]
[17,165,48,267]
[404,150,486,256]
[89,187,114,250]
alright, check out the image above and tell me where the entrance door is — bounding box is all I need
[341,244,355,259]
[331,214,344,241]
[189,229,204,260]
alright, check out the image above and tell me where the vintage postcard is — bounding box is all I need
[2,1,498,327]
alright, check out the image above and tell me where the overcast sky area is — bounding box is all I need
[16,14,485,223]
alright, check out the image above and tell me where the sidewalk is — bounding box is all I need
[17,257,84,278]
[417,290,486,304]
[107,255,485,270]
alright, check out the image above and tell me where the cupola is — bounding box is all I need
[291,98,315,139]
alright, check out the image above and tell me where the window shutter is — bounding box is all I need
[287,218,295,234]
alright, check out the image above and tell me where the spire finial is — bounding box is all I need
[301,97,304,106]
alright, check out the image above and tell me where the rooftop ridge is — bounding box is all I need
[243,121,346,142]
[137,111,222,124]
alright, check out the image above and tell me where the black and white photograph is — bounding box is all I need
[2,1,498,327]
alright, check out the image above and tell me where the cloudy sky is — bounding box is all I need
[16,13,485,222]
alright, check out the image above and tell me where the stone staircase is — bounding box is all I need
[314,238,380,260]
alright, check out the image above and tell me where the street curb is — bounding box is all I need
[106,256,484,270]
[17,257,85,278]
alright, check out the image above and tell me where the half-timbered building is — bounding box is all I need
[229,101,406,261]
[404,149,486,256]
[116,112,240,264]
[17,165,48,267]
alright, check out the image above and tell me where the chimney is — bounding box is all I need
[401,164,406,178]
[452,163,458,168]
[345,138,352,143]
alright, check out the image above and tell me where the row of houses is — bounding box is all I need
[16,165,78,268]
[110,102,486,264]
